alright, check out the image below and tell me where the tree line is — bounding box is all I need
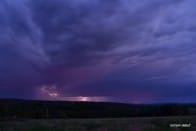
[0,99,193,119]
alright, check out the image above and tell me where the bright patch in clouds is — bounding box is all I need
[39,85,108,102]
[40,85,59,98]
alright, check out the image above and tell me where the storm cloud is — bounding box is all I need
[0,0,196,103]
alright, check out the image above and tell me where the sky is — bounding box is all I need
[0,0,196,104]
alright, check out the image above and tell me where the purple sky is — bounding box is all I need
[0,0,196,103]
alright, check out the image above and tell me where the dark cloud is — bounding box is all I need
[29,0,130,66]
[0,0,196,103]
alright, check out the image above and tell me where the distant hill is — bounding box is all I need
[0,99,195,119]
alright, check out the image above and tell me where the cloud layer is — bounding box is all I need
[0,0,196,103]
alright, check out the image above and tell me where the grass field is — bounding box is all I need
[0,116,195,131]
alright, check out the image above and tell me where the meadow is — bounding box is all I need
[0,99,196,131]
[0,116,195,131]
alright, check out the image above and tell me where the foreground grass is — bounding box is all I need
[0,116,195,131]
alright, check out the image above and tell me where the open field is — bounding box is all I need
[0,116,195,131]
